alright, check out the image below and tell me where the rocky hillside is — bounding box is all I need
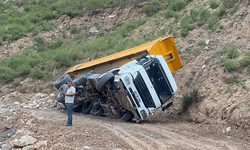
[0,0,250,148]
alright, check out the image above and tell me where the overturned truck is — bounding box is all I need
[54,36,182,122]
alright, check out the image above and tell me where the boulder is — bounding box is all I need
[33,141,47,149]
[12,135,37,147]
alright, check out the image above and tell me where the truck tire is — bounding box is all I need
[73,104,83,112]
[56,84,68,103]
[121,111,133,121]
[73,73,93,86]
[82,101,93,114]
[96,72,114,92]
[92,107,104,116]
[54,74,72,89]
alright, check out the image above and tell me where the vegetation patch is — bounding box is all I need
[209,0,219,9]
[181,87,200,112]
[143,0,162,16]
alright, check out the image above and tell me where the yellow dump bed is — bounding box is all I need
[66,36,182,77]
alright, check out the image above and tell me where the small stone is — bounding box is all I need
[33,101,38,106]
[34,141,47,149]
[205,39,209,45]
[50,93,56,97]
[22,146,31,150]
[11,92,18,97]
[1,104,7,108]
[5,123,13,129]
[84,146,91,149]
[14,101,20,105]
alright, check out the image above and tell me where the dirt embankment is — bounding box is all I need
[1,108,249,150]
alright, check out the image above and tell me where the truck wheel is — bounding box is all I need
[96,72,114,92]
[73,73,92,86]
[56,84,68,103]
[92,107,104,116]
[54,74,72,89]
[73,104,83,112]
[82,101,93,114]
[121,111,133,121]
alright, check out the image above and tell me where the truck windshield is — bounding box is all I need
[144,60,173,104]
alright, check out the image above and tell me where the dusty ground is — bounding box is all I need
[1,108,249,150]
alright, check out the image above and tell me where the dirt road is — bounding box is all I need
[7,108,245,150]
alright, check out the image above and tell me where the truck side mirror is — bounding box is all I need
[162,102,173,111]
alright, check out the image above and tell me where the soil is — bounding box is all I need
[0,108,249,150]
[1,1,250,149]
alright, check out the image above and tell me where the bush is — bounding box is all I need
[199,8,210,23]
[16,64,31,76]
[190,9,199,22]
[223,0,237,8]
[54,52,73,67]
[168,0,190,11]
[227,45,238,59]
[209,0,219,9]
[50,39,64,49]
[229,4,239,15]
[227,75,245,85]
[164,9,177,18]
[198,40,206,47]
[0,66,15,81]
[239,54,250,68]
[207,15,217,30]
[180,16,193,37]
[13,79,21,87]
[216,5,226,17]
[32,67,44,79]
[182,87,199,112]
[70,26,78,34]
[143,0,162,16]
[221,59,237,72]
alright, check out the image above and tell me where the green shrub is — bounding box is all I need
[182,87,199,111]
[198,40,206,47]
[164,9,177,18]
[0,66,15,81]
[32,67,44,79]
[209,0,219,9]
[50,39,64,49]
[227,45,238,59]
[223,0,237,8]
[216,5,226,17]
[229,4,239,15]
[221,59,237,72]
[34,36,46,47]
[13,79,21,87]
[239,54,250,68]
[143,0,162,16]
[219,24,224,29]
[180,16,193,37]
[227,75,245,85]
[190,8,199,22]
[207,15,217,30]
[16,64,31,76]
[54,52,73,67]
[168,0,190,11]
[199,8,210,23]
[70,26,78,34]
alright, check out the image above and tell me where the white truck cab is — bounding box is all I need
[116,55,177,122]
